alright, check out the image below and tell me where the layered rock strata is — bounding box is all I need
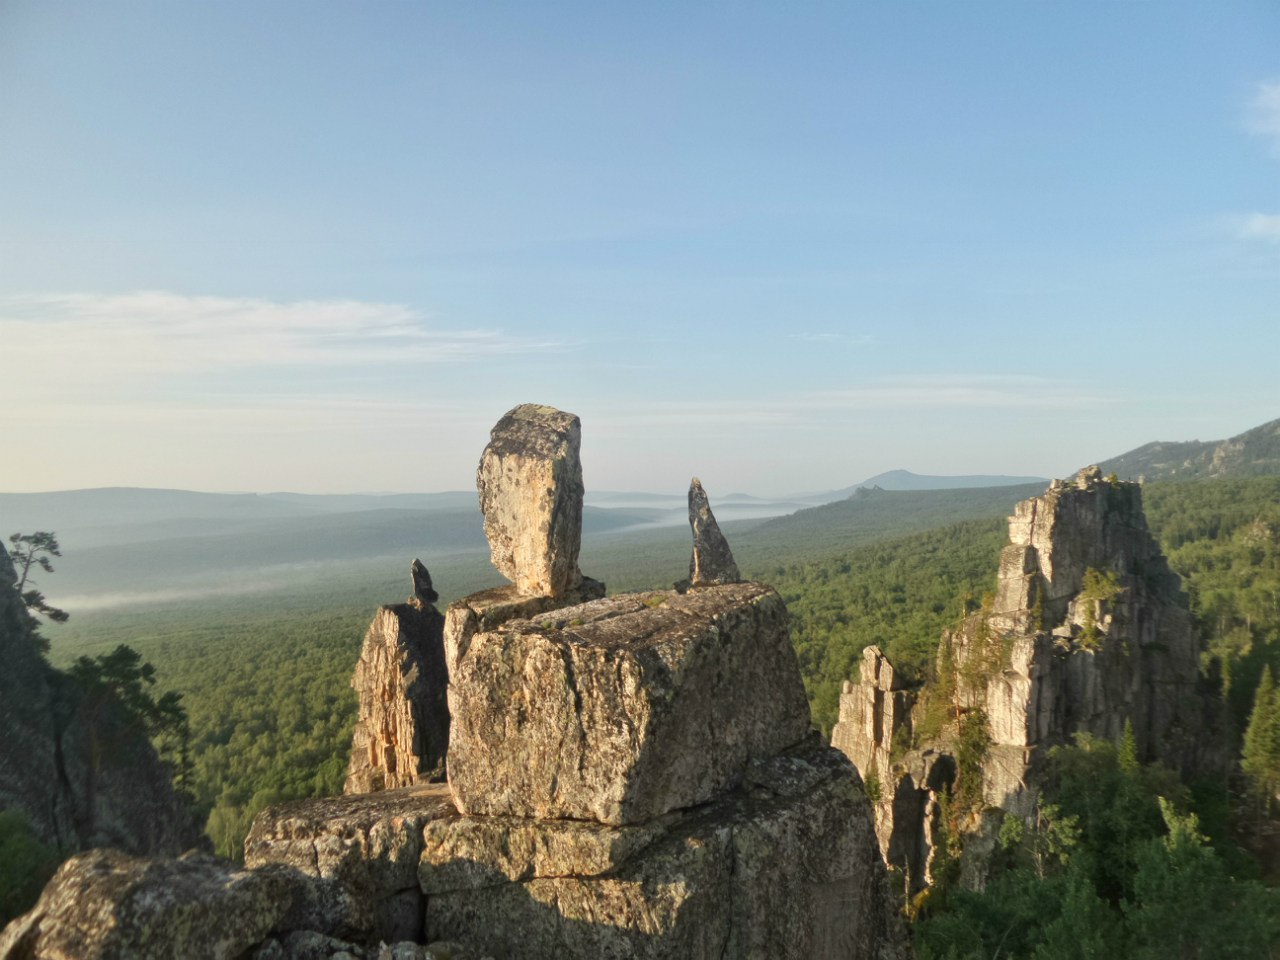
[832,467,1219,890]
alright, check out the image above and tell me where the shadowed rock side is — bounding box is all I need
[0,544,199,862]
[832,467,1224,892]
[345,599,449,794]
[477,403,585,599]
[682,477,741,588]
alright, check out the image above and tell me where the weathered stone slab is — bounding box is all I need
[245,785,458,944]
[346,601,449,794]
[423,740,907,960]
[476,404,585,598]
[447,582,812,825]
[442,580,604,679]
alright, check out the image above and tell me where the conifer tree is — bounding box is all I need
[1241,666,1280,813]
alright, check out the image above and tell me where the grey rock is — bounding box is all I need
[0,848,361,960]
[447,583,812,825]
[476,404,585,598]
[245,784,458,945]
[441,580,605,681]
[424,739,907,960]
[345,602,449,794]
[683,477,741,588]
[409,560,438,607]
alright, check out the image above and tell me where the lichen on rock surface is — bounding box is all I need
[446,583,812,825]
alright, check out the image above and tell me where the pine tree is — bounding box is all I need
[1241,666,1280,813]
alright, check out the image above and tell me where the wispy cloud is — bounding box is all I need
[1246,80,1280,156]
[0,291,559,381]
[1235,212,1280,244]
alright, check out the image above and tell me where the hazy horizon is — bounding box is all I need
[2,3,1276,497]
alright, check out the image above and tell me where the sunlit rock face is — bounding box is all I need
[832,468,1224,893]
[477,403,585,599]
[447,583,811,825]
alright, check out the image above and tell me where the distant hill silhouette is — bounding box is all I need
[1096,417,1280,482]
[820,469,1047,501]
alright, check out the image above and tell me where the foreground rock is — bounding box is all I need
[447,583,811,825]
[682,478,741,588]
[832,467,1223,891]
[244,739,906,960]
[246,784,458,944]
[476,404,585,598]
[346,565,449,793]
[0,848,362,960]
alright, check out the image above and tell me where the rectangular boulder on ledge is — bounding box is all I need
[446,582,813,826]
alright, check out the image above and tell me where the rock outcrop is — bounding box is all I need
[346,564,450,793]
[683,477,741,588]
[476,403,585,599]
[0,544,199,862]
[832,468,1220,892]
[5,404,910,960]
[447,583,811,825]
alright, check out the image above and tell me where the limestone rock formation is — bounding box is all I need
[832,468,1220,891]
[682,477,741,589]
[0,544,199,861]
[476,403,585,598]
[346,566,450,794]
[447,583,812,825]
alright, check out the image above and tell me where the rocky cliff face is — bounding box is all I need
[0,544,198,862]
[5,404,909,960]
[832,467,1221,891]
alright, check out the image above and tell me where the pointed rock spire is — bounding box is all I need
[684,477,741,588]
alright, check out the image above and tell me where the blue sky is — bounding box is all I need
[1,1,1277,495]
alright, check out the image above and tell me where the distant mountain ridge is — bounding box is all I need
[1097,417,1280,482]
[823,469,1048,500]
